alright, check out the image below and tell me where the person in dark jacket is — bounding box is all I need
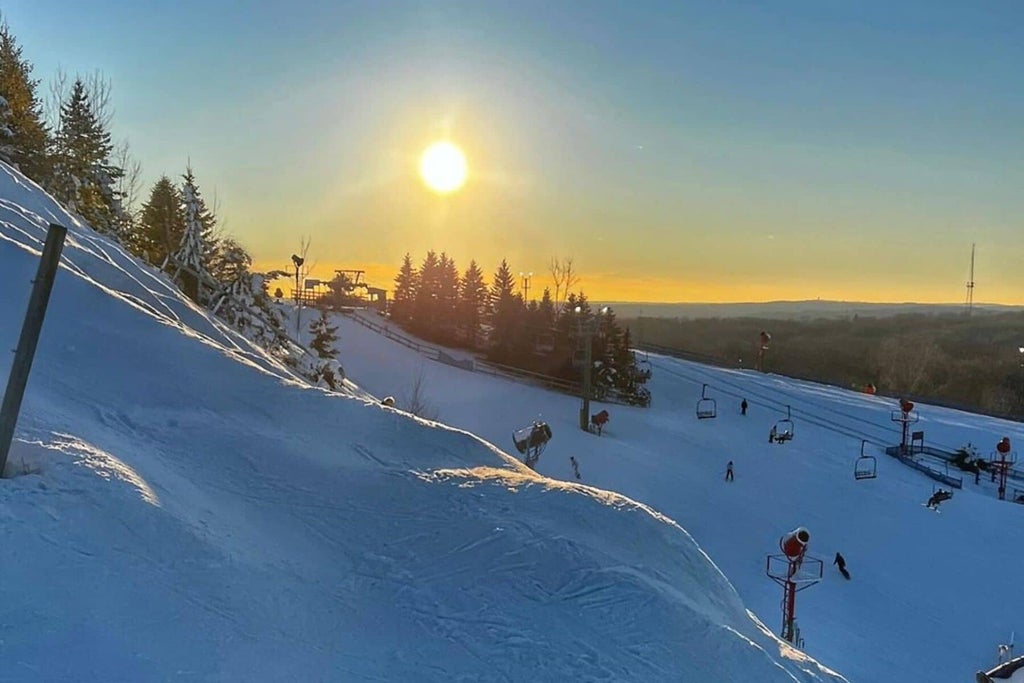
[725,461,734,482]
[834,552,850,580]
[741,399,748,416]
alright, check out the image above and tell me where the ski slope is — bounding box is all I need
[0,162,845,680]
[330,308,1024,683]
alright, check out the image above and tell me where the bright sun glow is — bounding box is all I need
[419,141,467,194]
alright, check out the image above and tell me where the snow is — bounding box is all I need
[0,160,843,680]
[325,308,1024,683]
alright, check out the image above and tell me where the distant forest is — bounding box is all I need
[626,312,1024,419]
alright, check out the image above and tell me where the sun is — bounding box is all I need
[419,141,467,194]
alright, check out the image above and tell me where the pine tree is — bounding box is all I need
[413,250,440,336]
[458,259,487,348]
[309,310,339,359]
[488,259,524,361]
[208,238,252,285]
[391,253,418,325]
[436,252,460,341]
[213,271,290,357]
[52,79,123,232]
[172,165,218,301]
[0,23,50,183]
[138,176,185,266]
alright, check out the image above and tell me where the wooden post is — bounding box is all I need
[0,224,67,475]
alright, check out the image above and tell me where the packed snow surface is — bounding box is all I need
[330,308,1024,683]
[0,163,843,680]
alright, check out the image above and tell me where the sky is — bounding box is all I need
[4,0,1023,304]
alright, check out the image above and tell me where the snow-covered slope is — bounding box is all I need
[330,308,1024,683]
[0,163,844,680]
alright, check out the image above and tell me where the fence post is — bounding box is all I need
[0,223,68,475]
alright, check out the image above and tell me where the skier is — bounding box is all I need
[725,461,734,482]
[741,399,748,416]
[769,425,777,443]
[570,456,581,480]
[834,552,850,580]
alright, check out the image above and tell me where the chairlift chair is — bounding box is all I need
[774,406,795,442]
[696,383,717,419]
[854,440,877,480]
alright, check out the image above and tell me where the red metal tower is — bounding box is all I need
[766,527,823,647]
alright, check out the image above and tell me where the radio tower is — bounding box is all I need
[965,243,975,316]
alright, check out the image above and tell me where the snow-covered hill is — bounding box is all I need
[327,308,1024,683]
[0,163,844,680]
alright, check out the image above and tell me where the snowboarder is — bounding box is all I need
[741,399,748,416]
[926,489,952,510]
[834,552,850,580]
[725,461,734,482]
[570,456,581,480]
[769,425,777,443]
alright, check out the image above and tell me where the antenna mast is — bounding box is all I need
[965,243,975,316]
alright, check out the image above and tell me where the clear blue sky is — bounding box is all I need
[4,1,1023,302]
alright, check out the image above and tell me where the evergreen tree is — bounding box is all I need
[458,259,487,348]
[52,79,123,232]
[208,238,252,285]
[488,259,523,361]
[0,23,49,182]
[413,250,440,336]
[391,253,417,325]
[436,252,460,340]
[309,310,339,359]
[213,271,290,357]
[172,165,218,301]
[138,176,185,266]
[178,165,218,269]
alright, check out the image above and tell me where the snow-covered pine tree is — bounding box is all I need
[309,309,339,359]
[53,79,123,233]
[172,165,218,302]
[306,310,343,390]
[213,270,291,357]
[0,23,50,183]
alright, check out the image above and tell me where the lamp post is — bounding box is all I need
[291,254,304,336]
[519,271,532,302]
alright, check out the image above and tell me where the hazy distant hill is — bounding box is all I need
[604,300,1024,320]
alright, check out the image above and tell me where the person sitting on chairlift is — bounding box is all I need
[926,489,952,509]
[769,425,777,443]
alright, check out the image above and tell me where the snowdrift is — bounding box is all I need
[0,162,844,681]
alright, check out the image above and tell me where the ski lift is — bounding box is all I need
[696,383,717,419]
[854,440,877,480]
[774,406,794,443]
[513,421,553,470]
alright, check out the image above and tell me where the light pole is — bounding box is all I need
[519,271,532,302]
[291,254,304,336]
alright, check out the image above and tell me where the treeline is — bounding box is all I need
[0,20,339,388]
[389,252,650,404]
[629,312,1024,417]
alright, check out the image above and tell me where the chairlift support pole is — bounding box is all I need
[0,224,67,475]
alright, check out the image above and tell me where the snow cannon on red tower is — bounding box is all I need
[997,437,1011,455]
[899,399,915,414]
[780,527,810,560]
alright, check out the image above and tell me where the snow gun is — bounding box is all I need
[779,527,810,560]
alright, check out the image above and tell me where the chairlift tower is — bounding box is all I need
[766,527,822,647]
